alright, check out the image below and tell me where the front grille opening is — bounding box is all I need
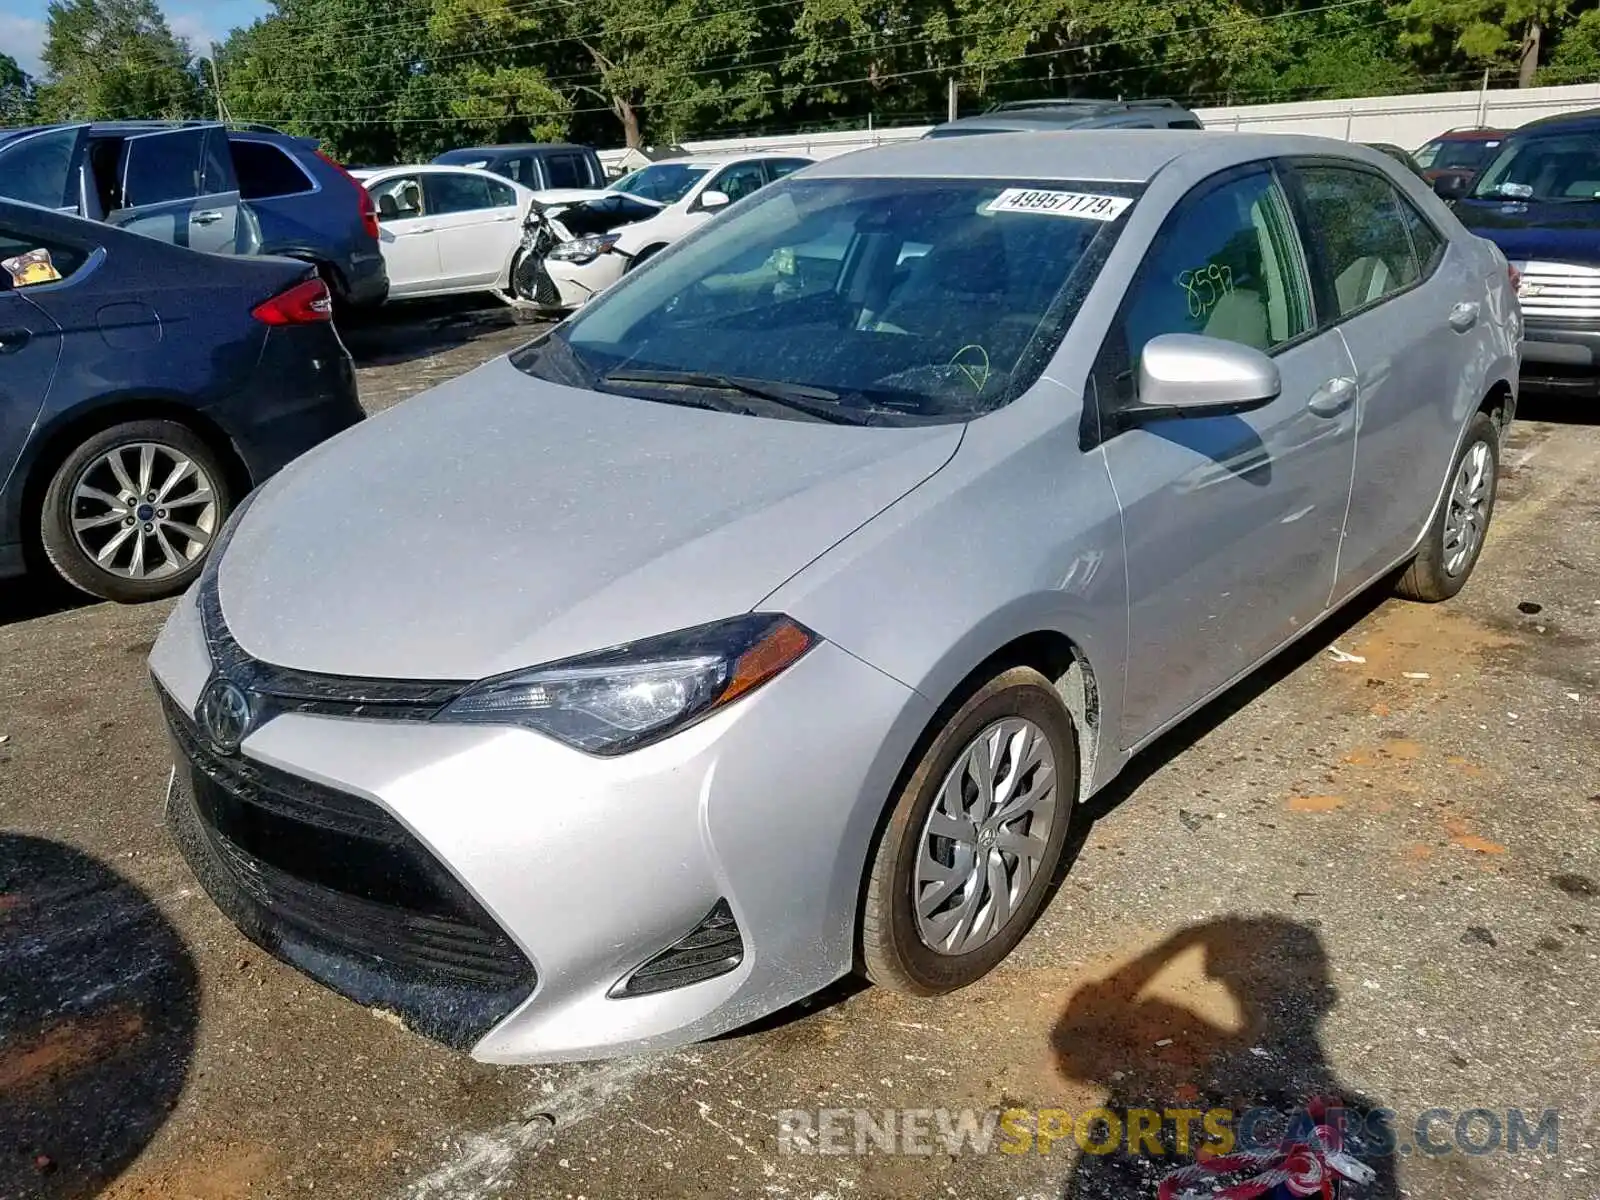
[610,900,744,998]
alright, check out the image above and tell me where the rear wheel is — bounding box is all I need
[860,666,1079,995]
[1395,411,1498,603]
[39,420,233,603]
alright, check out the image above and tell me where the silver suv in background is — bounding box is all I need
[152,132,1518,1063]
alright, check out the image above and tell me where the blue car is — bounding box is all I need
[1444,108,1600,396]
[0,121,388,311]
[0,198,363,602]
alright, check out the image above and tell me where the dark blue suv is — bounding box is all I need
[1445,108,1600,396]
[0,122,387,311]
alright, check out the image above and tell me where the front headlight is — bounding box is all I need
[547,233,621,264]
[434,614,816,754]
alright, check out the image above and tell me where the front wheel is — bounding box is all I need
[860,666,1079,996]
[39,420,233,603]
[1395,411,1499,603]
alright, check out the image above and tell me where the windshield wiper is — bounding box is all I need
[602,368,873,425]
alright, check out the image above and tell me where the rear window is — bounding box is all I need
[541,176,1136,423]
[231,140,313,199]
[1415,138,1500,171]
[545,154,585,189]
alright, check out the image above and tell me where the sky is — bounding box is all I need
[0,0,268,76]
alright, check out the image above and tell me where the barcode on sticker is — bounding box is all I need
[985,188,1131,222]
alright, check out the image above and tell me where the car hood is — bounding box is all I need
[1454,198,1600,266]
[218,356,962,680]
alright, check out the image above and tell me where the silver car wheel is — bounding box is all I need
[913,717,1059,956]
[70,442,219,581]
[1442,439,1493,578]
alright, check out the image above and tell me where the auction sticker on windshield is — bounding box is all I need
[985,189,1132,221]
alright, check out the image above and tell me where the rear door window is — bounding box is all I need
[425,172,495,214]
[1296,166,1421,317]
[0,226,90,288]
[231,140,313,199]
[370,175,425,220]
[487,178,518,208]
[120,129,207,208]
[544,154,584,189]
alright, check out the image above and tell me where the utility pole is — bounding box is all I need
[207,44,230,124]
[947,77,957,122]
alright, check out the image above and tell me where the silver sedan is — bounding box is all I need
[151,131,1520,1062]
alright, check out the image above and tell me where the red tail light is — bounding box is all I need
[253,277,334,325]
[316,149,381,242]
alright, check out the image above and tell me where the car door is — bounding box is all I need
[107,126,243,254]
[0,125,88,213]
[1095,163,1360,744]
[369,173,441,296]
[0,222,77,492]
[423,171,519,289]
[1289,161,1481,603]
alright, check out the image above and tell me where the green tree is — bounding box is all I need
[34,0,202,120]
[1394,0,1573,86]
[0,52,33,121]
[1542,6,1600,82]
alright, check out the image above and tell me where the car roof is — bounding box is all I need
[1516,107,1600,133]
[436,144,592,158]
[644,152,811,169]
[807,130,1408,185]
[1427,128,1507,142]
[358,163,535,187]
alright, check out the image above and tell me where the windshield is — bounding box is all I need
[1415,138,1500,171]
[1471,132,1600,201]
[520,176,1134,423]
[611,163,711,204]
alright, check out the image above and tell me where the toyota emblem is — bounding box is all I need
[198,677,253,755]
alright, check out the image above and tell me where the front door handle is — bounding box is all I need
[0,327,31,354]
[191,209,224,226]
[1306,376,1357,417]
[1448,301,1480,332]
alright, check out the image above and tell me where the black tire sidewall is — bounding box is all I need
[39,420,233,604]
[1425,414,1500,599]
[867,668,1079,993]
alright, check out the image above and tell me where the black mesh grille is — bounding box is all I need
[530,262,562,307]
[160,688,536,1047]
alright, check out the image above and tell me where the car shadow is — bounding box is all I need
[339,296,536,369]
[0,834,199,1199]
[0,578,97,631]
[1053,916,1398,1199]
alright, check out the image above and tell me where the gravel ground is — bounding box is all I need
[1,305,1596,1200]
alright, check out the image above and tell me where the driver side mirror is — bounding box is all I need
[1432,173,1470,201]
[1124,333,1280,426]
[698,189,731,211]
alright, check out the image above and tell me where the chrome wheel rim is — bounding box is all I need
[69,443,218,581]
[1443,439,1493,578]
[913,717,1059,956]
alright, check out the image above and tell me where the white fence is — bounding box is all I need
[598,80,1600,168]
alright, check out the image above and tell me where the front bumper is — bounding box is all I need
[150,590,931,1062]
[1519,322,1600,397]
[542,254,626,312]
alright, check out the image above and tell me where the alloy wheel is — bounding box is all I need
[69,442,220,581]
[913,717,1059,955]
[1442,439,1493,577]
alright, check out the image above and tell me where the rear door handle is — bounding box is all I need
[1306,376,1357,418]
[191,210,224,226]
[1448,301,1480,332]
[0,327,31,354]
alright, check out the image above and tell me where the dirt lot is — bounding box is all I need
[1,304,1597,1200]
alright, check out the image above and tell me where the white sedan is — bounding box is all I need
[357,164,606,302]
[540,153,813,312]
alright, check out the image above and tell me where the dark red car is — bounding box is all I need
[1414,127,1506,191]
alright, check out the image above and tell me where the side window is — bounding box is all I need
[708,162,766,204]
[230,140,313,199]
[121,130,207,208]
[1118,168,1313,379]
[369,175,425,221]
[1398,198,1446,276]
[1298,166,1421,317]
[0,228,90,289]
[545,154,583,189]
[0,128,82,209]
[487,178,517,208]
[426,172,494,215]
[200,128,236,195]
[503,157,535,186]
[766,158,810,182]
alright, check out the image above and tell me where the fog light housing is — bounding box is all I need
[609,900,744,998]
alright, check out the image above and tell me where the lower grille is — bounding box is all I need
[610,900,744,998]
[530,263,562,307]
[160,689,536,1047]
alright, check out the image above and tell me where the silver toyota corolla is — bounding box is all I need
[151,132,1520,1063]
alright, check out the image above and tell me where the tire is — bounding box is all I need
[860,666,1080,996]
[1395,411,1499,603]
[625,244,663,274]
[39,420,234,604]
